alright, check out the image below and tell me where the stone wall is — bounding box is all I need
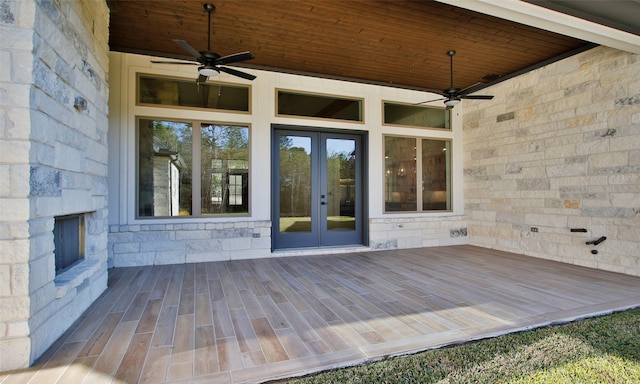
[369,216,468,250]
[0,0,110,370]
[109,221,272,267]
[463,46,640,276]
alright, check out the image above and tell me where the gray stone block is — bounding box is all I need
[29,166,62,196]
[516,178,550,190]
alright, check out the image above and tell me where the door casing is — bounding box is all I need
[271,125,368,250]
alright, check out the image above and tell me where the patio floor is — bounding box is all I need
[2,245,640,384]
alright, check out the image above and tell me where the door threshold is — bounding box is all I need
[272,245,371,258]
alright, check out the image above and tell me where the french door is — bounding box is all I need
[272,128,365,250]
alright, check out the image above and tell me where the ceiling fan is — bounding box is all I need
[151,3,256,83]
[417,50,493,109]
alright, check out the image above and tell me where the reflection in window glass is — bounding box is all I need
[228,174,243,206]
[201,124,249,214]
[138,119,193,217]
[137,119,250,218]
[384,137,417,212]
[422,139,451,211]
[384,102,450,129]
[138,75,250,112]
[279,136,312,233]
[277,90,363,121]
[384,136,452,212]
[326,138,356,231]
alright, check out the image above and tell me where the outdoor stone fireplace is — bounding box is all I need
[0,0,110,370]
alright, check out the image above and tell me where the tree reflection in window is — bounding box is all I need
[279,136,312,232]
[138,119,192,217]
[201,124,249,214]
[137,119,249,217]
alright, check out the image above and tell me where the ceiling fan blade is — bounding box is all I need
[218,66,256,80]
[151,60,198,65]
[174,39,203,60]
[460,95,494,100]
[413,97,445,106]
[216,51,255,65]
[457,82,483,95]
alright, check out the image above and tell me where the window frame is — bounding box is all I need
[383,134,453,214]
[135,116,252,219]
[275,88,365,123]
[382,100,451,131]
[136,73,252,114]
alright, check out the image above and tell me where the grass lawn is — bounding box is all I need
[281,308,640,383]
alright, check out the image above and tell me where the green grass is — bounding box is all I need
[281,308,640,384]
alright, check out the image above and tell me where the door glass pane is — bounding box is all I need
[326,139,356,231]
[201,124,249,215]
[279,136,312,233]
[422,139,451,211]
[384,136,417,212]
[138,119,193,217]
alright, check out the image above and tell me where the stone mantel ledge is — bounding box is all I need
[54,259,101,299]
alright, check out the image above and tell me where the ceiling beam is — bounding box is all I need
[435,0,640,54]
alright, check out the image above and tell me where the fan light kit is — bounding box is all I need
[444,98,460,107]
[151,3,255,83]
[416,50,494,109]
[198,66,219,77]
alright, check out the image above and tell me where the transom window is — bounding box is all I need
[384,136,451,212]
[383,102,450,129]
[138,75,250,112]
[137,118,250,217]
[277,89,363,122]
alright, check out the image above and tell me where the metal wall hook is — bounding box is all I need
[586,236,606,246]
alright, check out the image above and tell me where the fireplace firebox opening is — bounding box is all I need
[53,213,86,275]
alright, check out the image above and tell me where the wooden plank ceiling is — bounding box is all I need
[108,0,590,93]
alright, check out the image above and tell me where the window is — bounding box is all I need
[383,102,450,129]
[384,136,451,212]
[54,214,85,275]
[137,118,250,217]
[277,90,363,122]
[201,123,249,214]
[138,75,250,112]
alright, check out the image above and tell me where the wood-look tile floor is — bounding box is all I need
[2,245,640,384]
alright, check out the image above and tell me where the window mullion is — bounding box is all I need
[192,121,202,216]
